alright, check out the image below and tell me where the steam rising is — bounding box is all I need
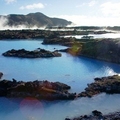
[0,15,73,30]
[0,16,8,30]
[0,16,46,30]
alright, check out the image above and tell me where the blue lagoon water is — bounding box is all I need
[0,39,120,120]
[65,33,120,39]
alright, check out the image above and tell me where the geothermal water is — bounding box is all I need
[0,39,120,120]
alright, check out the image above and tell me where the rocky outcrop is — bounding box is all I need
[2,48,61,58]
[0,29,110,40]
[65,110,120,120]
[80,39,120,64]
[0,79,76,100]
[78,75,120,97]
[0,30,77,40]
[42,37,77,47]
[0,72,3,79]
[59,38,120,64]
[59,47,81,56]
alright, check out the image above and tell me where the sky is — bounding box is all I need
[1,0,120,26]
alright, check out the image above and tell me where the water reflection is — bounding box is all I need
[0,40,120,120]
[65,33,120,39]
[20,97,44,120]
[72,55,120,75]
[0,94,120,120]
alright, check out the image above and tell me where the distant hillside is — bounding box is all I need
[1,12,72,27]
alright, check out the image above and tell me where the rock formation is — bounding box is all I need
[78,75,120,97]
[42,37,77,46]
[0,79,76,100]
[2,48,61,58]
[0,72,3,79]
[65,110,120,120]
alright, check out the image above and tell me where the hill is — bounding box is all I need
[0,12,72,27]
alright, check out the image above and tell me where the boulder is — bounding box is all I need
[0,72,3,79]
[92,110,102,116]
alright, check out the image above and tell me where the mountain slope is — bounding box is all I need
[4,12,72,27]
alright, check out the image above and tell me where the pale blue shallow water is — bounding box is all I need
[65,33,120,39]
[0,39,120,120]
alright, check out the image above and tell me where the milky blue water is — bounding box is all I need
[0,39,120,120]
[65,33,120,39]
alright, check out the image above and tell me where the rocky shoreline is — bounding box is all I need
[0,78,76,100]
[42,37,120,64]
[0,29,119,64]
[42,37,78,47]
[2,48,61,58]
[0,72,120,119]
[0,29,108,40]
[65,110,120,120]
[78,75,120,98]
[0,29,87,40]
[0,72,120,100]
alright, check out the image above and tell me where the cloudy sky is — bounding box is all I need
[1,0,120,26]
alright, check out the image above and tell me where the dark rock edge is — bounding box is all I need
[0,78,76,100]
[2,48,61,58]
[65,110,120,120]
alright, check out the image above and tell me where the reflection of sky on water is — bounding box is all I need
[0,40,120,92]
[20,97,44,120]
[0,39,120,120]
[0,94,120,120]
[65,33,120,39]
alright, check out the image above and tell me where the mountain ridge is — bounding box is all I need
[0,12,72,27]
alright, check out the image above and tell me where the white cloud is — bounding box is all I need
[52,15,120,26]
[101,2,120,17]
[5,0,16,4]
[20,3,44,10]
[76,1,97,8]
[88,0,97,7]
